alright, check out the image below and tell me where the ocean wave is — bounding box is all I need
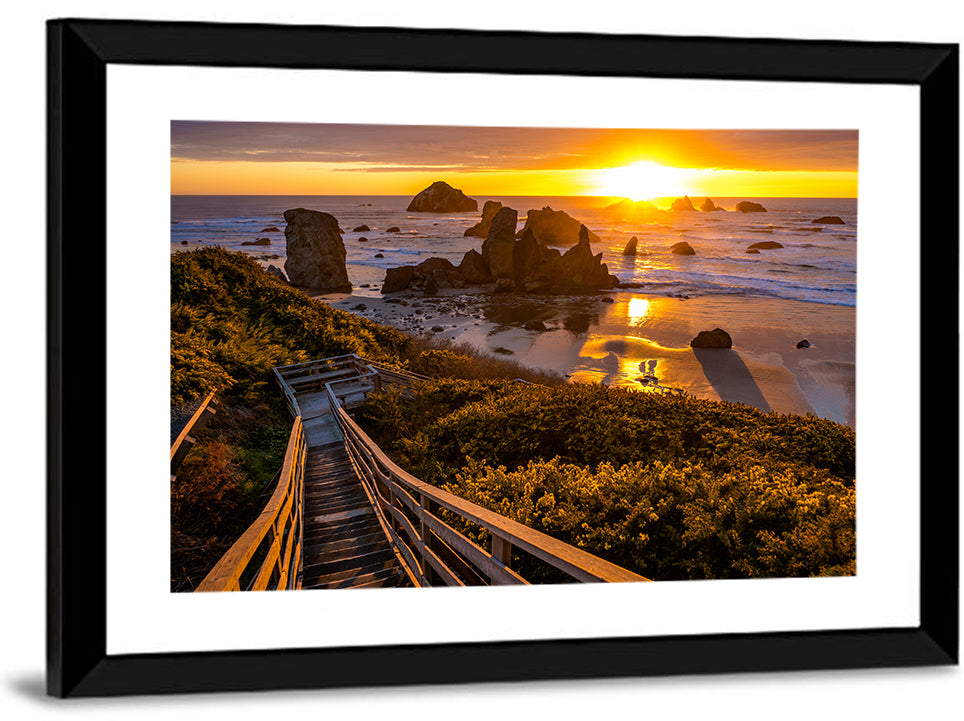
[376,248,422,255]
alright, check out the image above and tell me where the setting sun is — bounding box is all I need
[593,161,693,202]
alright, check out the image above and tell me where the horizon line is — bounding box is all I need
[170,193,858,199]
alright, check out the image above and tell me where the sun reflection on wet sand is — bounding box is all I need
[626,297,652,326]
[570,335,685,389]
[446,290,854,427]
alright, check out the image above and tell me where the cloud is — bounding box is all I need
[171,121,858,173]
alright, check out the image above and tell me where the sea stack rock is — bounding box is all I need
[690,328,732,348]
[670,196,696,211]
[406,181,478,213]
[747,240,784,250]
[265,265,288,283]
[813,216,845,224]
[701,198,724,212]
[381,265,416,294]
[735,201,767,213]
[622,236,639,255]
[282,208,351,292]
[413,257,465,289]
[512,226,571,290]
[671,241,696,255]
[520,207,601,247]
[457,248,492,284]
[481,207,519,279]
[557,225,618,289]
[464,200,503,237]
[606,198,660,217]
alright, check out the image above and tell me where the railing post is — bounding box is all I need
[419,493,436,586]
[491,535,512,569]
[389,487,401,535]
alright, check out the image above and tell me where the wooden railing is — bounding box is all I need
[273,354,428,397]
[195,417,307,592]
[325,382,649,586]
[198,354,649,592]
[170,389,219,477]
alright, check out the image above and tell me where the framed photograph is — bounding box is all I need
[47,18,958,698]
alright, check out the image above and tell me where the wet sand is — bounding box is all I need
[310,276,856,428]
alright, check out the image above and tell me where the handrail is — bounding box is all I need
[323,380,649,586]
[201,354,650,592]
[195,417,307,592]
[170,389,219,477]
[272,366,301,417]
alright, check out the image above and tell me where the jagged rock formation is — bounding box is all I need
[606,198,660,217]
[382,205,617,294]
[282,208,351,292]
[457,249,492,284]
[735,201,767,212]
[265,265,287,283]
[382,265,415,293]
[464,200,503,237]
[519,206,601,247]
[670,196,696,211]
[481,207,519,279]
[701,197,724,212]
[622,236,638,255]
[413,257,465,289]
[406,181,478,212]
[553,226,618,290]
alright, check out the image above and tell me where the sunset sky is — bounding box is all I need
[171,122,858,199]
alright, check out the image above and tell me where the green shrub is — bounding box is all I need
[357,380,855,484]
[444,457,855,581]
[355,378,855,580]
[170,247,410,405]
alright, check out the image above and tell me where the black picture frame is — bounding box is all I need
[47,18,959,698]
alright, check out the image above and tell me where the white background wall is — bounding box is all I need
[2,1,961,718]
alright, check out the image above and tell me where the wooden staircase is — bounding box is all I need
[197,355,649,592]
[300,442,412,590]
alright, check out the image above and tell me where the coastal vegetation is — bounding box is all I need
[170,248,558,589]
[355,380,855,581]
[171,247,855,588]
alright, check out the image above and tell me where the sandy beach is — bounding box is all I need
[310,264,856,428]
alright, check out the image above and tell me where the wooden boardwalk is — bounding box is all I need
[198,355,649,592]
[295,389,413,590]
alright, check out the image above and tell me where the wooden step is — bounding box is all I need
[302,554,402,588]
[303,547,397,577]
[293,390,412,590]
[303,519,383,547]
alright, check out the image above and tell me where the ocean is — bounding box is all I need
[170,195,856,307]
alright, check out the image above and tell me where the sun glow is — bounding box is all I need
[594,161,693,202]
[627,297,652,325]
